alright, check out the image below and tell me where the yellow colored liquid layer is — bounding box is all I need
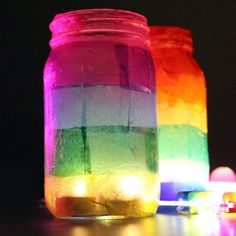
[45,173,159,218]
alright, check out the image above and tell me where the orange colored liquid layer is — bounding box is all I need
[157,73,207,133]
[45,173,159,218]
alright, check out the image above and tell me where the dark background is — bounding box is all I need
[1,1,235,215]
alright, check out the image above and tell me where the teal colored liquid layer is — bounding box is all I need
[53,126,157,176]
[158,124,209,200]
[158,124,208,162]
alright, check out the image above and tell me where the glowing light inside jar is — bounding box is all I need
[45,173,159,217]
[73,179,87,196]
[120,176,144,197]
[159,160,208,183]
[150,27,209,201]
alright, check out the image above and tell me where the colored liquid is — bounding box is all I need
[45,173,159,218]
[158,125,208,162]
[53,126,157,176]
[44,85,159,217]
[45,126,158,217]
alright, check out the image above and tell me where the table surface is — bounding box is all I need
[2,203,236,236]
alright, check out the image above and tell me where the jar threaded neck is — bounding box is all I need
[49,9,149,48]
[150,26,193,53]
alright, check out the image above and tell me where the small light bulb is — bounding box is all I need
[74,179,87,196]
[120,176,143,197]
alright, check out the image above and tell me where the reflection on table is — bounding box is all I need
[31,212,236,236]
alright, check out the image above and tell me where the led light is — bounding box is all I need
[224,203,236,213]
[120,176,144,197]
[223,192,236,213]
[223,192,236,203]
[190,191,224,214]
[176,191,197,215]
[73,179,87,196]
[176,191,224,215]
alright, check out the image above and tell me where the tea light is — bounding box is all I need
[73,179,87,196]
[120,176,144,197]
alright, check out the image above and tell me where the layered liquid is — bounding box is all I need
[45,127,158,218]
[44,85,159,217]
[152,66,209,200]
[158,124,209,200]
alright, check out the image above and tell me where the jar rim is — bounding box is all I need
[150,26,193,53]
[52,8,147,23]
[150,26,191,36]
[49,9,149,48]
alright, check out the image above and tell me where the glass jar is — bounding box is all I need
[150,26,209,200]
[44,9,159,219]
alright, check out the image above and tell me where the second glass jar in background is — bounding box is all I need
[44,9,159,219]
[150,26,209,200]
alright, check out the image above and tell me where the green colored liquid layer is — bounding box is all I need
[158,124,209,162]
[54,126,157,176]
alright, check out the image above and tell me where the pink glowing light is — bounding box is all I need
[210,167,236,182]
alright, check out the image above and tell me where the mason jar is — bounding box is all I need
[150,26,209,200]
[44,9,159,219]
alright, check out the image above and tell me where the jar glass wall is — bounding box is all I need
[44,9,159,218]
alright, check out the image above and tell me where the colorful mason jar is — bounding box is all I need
[44,9,159,219]
[150,26,209,200]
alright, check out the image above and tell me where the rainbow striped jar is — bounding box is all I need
[44,9,159,219]
[150,26,209,200]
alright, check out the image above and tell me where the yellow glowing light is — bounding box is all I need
[221,212,236,218]
[73,179,87,196]
[45,173,159,217]
[120,176,144,197]
[223,192,236,203]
